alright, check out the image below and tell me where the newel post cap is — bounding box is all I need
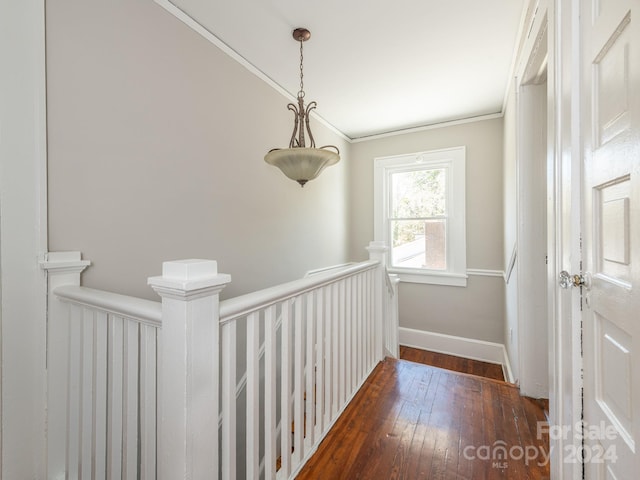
[39,251,91,274]
[366,240,388,252]
[366,241,388,261]
[163,258,219,279]
[148,259,231,298]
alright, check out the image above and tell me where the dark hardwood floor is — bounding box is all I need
[399,345,506,382]
[296,356,549,479]
[400,346,549,418]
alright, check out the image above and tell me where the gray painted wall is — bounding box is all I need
[348,118,505,343]
[46,0,350,301]
[46,0,508,345]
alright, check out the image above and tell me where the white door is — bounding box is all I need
[581,0,640,476]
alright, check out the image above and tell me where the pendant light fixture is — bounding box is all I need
[264,28,340,187]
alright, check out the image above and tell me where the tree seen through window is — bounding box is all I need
[390,168,447,269]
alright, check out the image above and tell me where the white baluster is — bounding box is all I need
[323,286,332,427]
[280,300,292,476]
[365,271,370,373]
[221,320,237,480]
[388,274,400,358]
[350,276,357,392]
[356,273,364,378]
[367,241,389,363]
[338,279,346,406]
[264,305,277,479]
[246,312,260,479]
[367,270,373,369]
[139,324,157,480]
[80,308,95,479]
[107,315,124,480]
[67,304,82,478]
[315,288,325,438]
[94,311,108,478]
[123,320,140,479]
[293,297,304,465]
[305,291,315,449]
[363,272,369,371]
[331,282,339,418]
[345,277,352,397]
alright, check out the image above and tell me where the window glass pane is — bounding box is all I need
[391,168,446,218]
[391,219,447,270]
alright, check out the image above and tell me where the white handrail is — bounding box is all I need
[219,260,378,324]
[54,285,162,327]
[305,262,356,277]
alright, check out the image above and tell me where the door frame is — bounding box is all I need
[515,1,584,479]
[515,17,549,400]
[0,0,49,477]
[546,0,584,478]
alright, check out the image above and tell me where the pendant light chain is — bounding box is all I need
[298,39,305,99]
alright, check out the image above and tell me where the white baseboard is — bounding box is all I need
[501,346,516,385]
[399,327,515,383]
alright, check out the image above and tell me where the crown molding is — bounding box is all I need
[350,113,504,143]
[153,0,351,143]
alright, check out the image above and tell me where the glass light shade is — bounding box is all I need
[264,147,340,187]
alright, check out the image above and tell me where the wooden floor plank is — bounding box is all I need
[402,369,439,479]
[296,357,550,480]
[399,345,505,382]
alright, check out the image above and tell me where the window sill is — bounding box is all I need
[388,269,468,287]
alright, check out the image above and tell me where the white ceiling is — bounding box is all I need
[168,0,526,140]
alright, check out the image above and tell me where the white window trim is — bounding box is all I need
[374,146,467,287]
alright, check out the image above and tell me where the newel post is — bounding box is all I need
[148,260,231,480]
[366,241,388,362]
[40,252,91,477]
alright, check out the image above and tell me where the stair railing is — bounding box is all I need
[43,241,395,479]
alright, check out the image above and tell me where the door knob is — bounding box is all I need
[559,271,591,289]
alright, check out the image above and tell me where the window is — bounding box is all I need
[374,146,467,286]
